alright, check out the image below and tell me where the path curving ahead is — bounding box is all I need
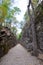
[0,44,42,65]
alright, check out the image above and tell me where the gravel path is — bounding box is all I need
[0,44,42,65]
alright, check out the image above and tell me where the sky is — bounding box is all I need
[12,0,28,22]
[13,0,28,34]
[14,0,28,22]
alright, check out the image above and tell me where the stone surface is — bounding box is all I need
[38,54,43,60]
[0,44,42,65]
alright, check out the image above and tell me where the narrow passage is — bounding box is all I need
[0,44,41,65]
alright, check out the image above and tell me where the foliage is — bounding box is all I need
[24,11,29,21]
[31,0,39,9]
[11,26,17,35]
[35,3,43,22]
[0,3,8,22]
[19,21,25,29]
[17,32,22,40]
[0,0,21,35]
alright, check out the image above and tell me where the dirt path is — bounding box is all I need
[0,44,42,65]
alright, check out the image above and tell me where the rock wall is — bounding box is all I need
[0,27,17,58]
[21,1,43,53]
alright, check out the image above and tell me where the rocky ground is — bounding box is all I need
[0,44,43,65]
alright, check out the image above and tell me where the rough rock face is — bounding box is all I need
[0,27,17,58]
[35,1,43,52]
[21,1,43,54]
[21,22,33,50]
[35,21,43,52]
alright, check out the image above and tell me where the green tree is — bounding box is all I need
[0,0,21,35]
[24,11,29,22]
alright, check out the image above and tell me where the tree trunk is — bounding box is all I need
[28,0,38,56]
